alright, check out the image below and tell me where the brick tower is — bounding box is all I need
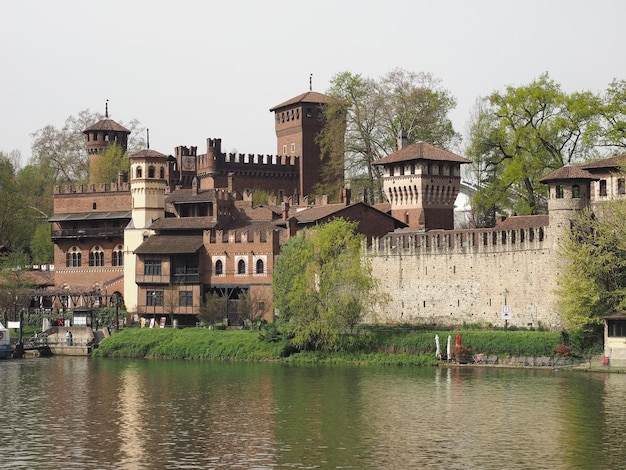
[83,102,130,183]
[373,133,470,230]
[270,90,332,198]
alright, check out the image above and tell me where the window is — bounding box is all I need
[237,259,246,274]
[609,320,626,337]
[600,179,607,196]
[112,245,123,266]
[256,259,264,274]
[179,291,193,307]
[66,246,81,267]
[291,143,296,153]
[572,185,580,198]
[306,107,313,118]
[144,259,162,276]
[215,259,223,275]
[89,246,104,267]
[147,291,163,307]
[282,145,287,155]
[160,167,165,179]
[136,166,142,178]
[556,185,564,199]
[618,178,625,195]
[92,202,97,210]
[104,134,110,142]
[172,254,199,283]
[148,166,155,178]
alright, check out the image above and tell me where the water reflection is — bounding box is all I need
[1,358,626,469]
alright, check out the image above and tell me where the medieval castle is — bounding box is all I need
[49,91,626,330]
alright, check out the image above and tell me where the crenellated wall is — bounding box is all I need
[365,223,562,330]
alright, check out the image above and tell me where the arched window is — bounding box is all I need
[237,259,246,274]
[66,246,81,267]
[92,202,97,210]
[89,246,104,267]
[112,245,123,266]
[215,259,223,275]
[148,166,155,178]
[136,166,142,178]
[256,259,264,274]
[159,167,165,179]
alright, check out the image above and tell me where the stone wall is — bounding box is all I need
[366,225,563,330]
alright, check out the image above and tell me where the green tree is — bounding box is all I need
[30,109,145,184]
[466,73,602,224]
[319,69,459,203]
[600,78,626,150]
[89,143,130,184]
[273,218,382,351]
[556,201,626,348]
[29,223,53,265]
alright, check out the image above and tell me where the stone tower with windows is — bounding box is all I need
[373,133,470,230]
[83,103,131,184]
[124,149,169,312]
[269,91,332,198]
[539,165,598,249]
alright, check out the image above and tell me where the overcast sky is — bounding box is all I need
[2,0,625,164]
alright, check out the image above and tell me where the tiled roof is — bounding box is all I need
[539,165,597,183]
[83,118,130,134]
[270,91,333,111]
[131,149,167,159]
[150,217,218,230]
[166,189,218,203]
[580,154,626,170]
[134,235,204,254]
[291,203,356,223]
[49,211,131,222]
[373,142,470,165]
[495,214,549,230]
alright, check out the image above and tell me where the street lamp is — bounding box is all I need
[502,288,509,332]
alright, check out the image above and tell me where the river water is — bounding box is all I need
[1,356,625,469]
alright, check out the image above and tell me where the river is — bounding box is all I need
[1,356,625,469]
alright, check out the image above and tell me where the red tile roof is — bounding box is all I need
[539,165,597,183]
[495,214,549,230]
[83,118,130,134]
[270,91,333,111]
[580,154,626,170]
[131,149,167,159]
[373,141,470,165]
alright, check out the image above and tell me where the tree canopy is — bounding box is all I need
[556,200,626,347]
[466,73,626,226]
[318,69,459,203]
[272,218,383,351]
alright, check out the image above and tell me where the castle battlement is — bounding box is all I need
[368,224,550,257]
[54,182,130,195]
[204,228,279,245]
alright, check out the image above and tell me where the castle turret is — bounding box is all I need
[129,149,168,229]
[540,165,598,248]
[83,103,131,183]
[373,140,470,230]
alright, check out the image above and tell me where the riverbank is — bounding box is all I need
[92,327,568,366]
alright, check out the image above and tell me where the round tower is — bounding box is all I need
[540,165,598,248]
[129,149,168,229]
[83,103,131,183]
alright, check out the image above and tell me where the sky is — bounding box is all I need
[2,0,626,165]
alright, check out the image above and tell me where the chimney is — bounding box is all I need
[397,129,408,151]
[282,202,290,220]
[192,176,198,196]
[340,187,351,206]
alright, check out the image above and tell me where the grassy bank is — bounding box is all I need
[93,327,563,365]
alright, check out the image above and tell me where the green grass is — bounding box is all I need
[93,327,564,365]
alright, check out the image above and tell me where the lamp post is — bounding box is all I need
[502,288,509,332]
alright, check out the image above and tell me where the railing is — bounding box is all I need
[51,227,124,239]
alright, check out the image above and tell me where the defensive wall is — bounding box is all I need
[195,138,300,195]
[365,223,563,330]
